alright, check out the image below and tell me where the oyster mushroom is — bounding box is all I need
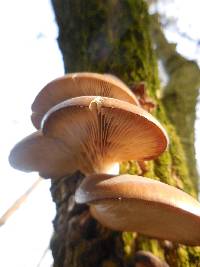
[9,96,168,178]
[75,174,200,246]
[31,72,139,129]
[9,131,76,178]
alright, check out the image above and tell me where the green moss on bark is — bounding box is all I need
[151,15,200,187]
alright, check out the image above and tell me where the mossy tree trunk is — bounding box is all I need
[151,14,200,188]
[50,1,200,266]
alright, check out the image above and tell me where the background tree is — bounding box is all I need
[151,14,200,188]
[49,1,200,266]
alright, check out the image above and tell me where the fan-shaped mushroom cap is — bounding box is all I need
[42,96,168,175]
[75,174,200,245]
[31,72,139,128]
[9,131,76,178]
[9,96,168,178]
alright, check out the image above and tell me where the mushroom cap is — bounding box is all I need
[9,96,168,178]
[9,131,76,178]
[75,174,200,245]
[31,72,139,129]
[42,96,168,174]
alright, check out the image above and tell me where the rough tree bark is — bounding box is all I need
[50,1,200,266]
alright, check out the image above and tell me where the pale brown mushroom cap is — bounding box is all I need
[42,96,168,174]
[31,72,139,129]
[75,174,200,245]
[9,96,168,178]
[9,131,76,178]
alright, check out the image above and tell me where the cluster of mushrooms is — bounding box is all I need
[9,73,200,245]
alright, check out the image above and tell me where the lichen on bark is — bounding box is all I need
[50,0,200,266]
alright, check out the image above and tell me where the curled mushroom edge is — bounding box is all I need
[75,173,200,246]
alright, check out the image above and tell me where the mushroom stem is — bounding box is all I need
[94,162,120,175]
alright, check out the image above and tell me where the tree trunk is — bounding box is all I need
[50,1,200,266]
[151,14,200,188]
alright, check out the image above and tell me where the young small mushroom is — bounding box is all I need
[31,72,139,129]
[75,174,200,246]
[9,96,168,178]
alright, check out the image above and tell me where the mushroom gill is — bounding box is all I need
[42,96,168,175]
[9,96,168,178]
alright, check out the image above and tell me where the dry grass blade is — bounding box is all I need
[36,245,51,267]
[0,177,42,226]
